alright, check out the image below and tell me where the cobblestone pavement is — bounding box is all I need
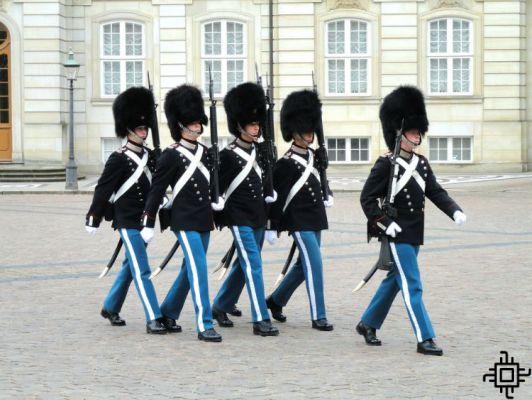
[1,179,531,399]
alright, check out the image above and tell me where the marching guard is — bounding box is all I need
[85,86,167,334]
[265,90,334,331]
[355,86,467,355]
[140,85,223,342]
[211,82,279,336]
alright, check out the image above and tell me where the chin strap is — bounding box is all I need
[238,124,260,142]
[294,132,314,147]
[127,128,148,145]
[178,123,203,138]
[401,134,422,150]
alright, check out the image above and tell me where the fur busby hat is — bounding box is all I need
[280,90,322,142]
[164,84,208,141]
[223,82,267,136]
[379,85,429,150]
[112,86,155,138]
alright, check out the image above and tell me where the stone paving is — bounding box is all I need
[1,178,531,399]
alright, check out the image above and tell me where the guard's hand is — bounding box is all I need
[453,210,467,226]
[265,190,278,204]
[158,195,170,210]
[385,222,402,238]
[140,227,155,243]
[265,230,278,245]
[323,195,334,208]
[211,197,225,211]
[85,226,98,235]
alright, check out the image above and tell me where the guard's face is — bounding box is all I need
[401,129,421,151]
[242,122,261,142]
[301,132,314,144]
[186,122,202,133]
[132,126,149,140]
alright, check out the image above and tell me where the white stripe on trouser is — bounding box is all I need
[121,229,155,321]
[294,232,317,320]
[232,227,263,322]
[179,231,205,332]
[390,242,422,342]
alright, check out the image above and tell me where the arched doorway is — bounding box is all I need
[0,23,10,161]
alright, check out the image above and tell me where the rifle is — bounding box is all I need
[208,64,221,204]
[311,72,330,200]
[99,74,162,279]
[258,63,277,198]
[352,120,403,292]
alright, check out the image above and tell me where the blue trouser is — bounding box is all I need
[361,242,435,342]
[160,231,214,332]
[271,231,327,321]
[103,229,162,322]
[213,226,270,322]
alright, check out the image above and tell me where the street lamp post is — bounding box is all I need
[64,49,80,190]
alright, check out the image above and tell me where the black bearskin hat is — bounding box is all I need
[280,90,322,142]
[113,86,155,138]
[379,85,429,150]
[164,84,208,141]
[223,82,267,136]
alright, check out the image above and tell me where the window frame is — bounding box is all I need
[99,20,146,98]
[428,135,473,163]
[200,19,248,97]
[427,17,473,96]
[326,136,370,164]
[324,18,371,97]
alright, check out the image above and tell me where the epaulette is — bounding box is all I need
[168,143,179,149]
[283,151,292,159]
[116,146,126,154]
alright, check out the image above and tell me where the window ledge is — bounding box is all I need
[91,98,115,106]
[426,96,482,105]
[322,96,380,105]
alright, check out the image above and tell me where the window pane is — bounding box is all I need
[452,57,470,93]
[204,22,221,55]
[429,19,447,53]
[103,61,120,95]
[430,58,448,93]
[103,22,120,56]
[125,61,143,88]
[351,59,367,94]
[453,19,470,53]
[337,150,346,161]
[327,21,345,54]
[328,59,345,94]
[125,23,143,56]
[350,20,367,54]
[227,22,243,55]
[204,60,222,94]
[227,60,244,91]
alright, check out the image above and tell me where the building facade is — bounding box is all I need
[0,0,530,173]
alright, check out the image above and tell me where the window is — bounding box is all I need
[101,138,123,163]
[428,18,472,95]
[201,21,246,96]
[428,137,472,162]
[325,19,370,96]
[100,21,145,97]
[327,137,369,163]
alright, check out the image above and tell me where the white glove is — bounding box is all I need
[140,227,155,243]
[158,195,170,210]
[453,210,467,226]
[265,230,278,245]
[85,226,98,235]
[211,197,225,211]
[385,222,402,238]
[265,190,278,204]
[324,195,334,208]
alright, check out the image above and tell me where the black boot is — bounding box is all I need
[159,316,182,333]
[212,306,234,328]
[198,328,222,342]
[312,318,334,331]
[229,304,242,317]
[253,320,279,337]
[101,308,126,326]
[417,339,443,356]
[146,320,167,334]
[356,321,381,346]
[266,296,286,323]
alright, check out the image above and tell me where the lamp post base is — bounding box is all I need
[65,160,78,190]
